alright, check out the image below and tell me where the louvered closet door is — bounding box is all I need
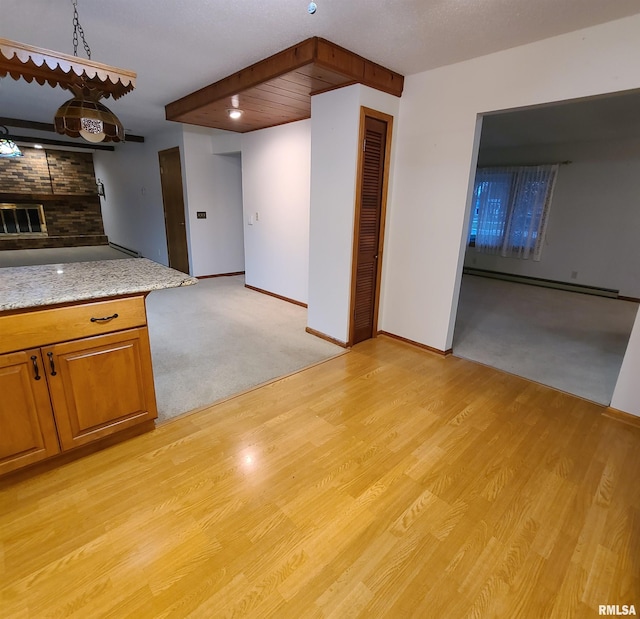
[353,116,387,344]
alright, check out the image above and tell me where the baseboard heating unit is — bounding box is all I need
[463,267,619,299]
[109,242,141,258]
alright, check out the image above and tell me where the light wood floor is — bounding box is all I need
[1,336,639,618]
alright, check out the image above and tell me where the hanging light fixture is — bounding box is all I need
[0,125,23,158]
[53,0,125,143]
[55,86,124,142]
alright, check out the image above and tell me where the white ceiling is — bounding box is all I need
[1,0,639,137]
[481,90,640,148]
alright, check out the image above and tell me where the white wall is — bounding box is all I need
[308,84,400,343]
[611,316,640,416]
[182,127,244,277]
[383,15,640,353]
[383,14,640,414]
[308,86,361,341]
[211,129,242,155]
[465,137,640,297]
[95,124,245,276]
[93,125,185,264]
[240,120,311,303]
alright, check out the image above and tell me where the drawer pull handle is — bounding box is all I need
[31,355,41,381]
[90,313,119,323]
[47,351,57,376]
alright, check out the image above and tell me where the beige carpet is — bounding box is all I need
[146,276,346,423]
[453,274,638,405]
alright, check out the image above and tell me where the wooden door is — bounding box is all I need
[159,147,190,274]
[350,110,392,345]
[0,349,60,475]
[44,328,158,451]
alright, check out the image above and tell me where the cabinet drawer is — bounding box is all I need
[0,297,147,354]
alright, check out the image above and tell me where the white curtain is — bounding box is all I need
[473,164,558,261]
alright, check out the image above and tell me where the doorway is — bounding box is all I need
[158,147,189,274]
[349,108,393,346]
[453,91,640,404]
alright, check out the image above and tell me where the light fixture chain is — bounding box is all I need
[71,0,91,59]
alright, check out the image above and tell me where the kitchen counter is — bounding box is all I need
[0,257,197,478]
[0,258,198,312]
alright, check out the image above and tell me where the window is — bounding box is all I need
[469,164,558,261]
[0,203,47,236]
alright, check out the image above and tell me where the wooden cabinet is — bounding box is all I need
[0,296,158,477]
[45,328,157,451]
[0,349,61,476]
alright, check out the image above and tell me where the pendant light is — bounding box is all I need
[54,0,126,143]
[0,125,23,158]
[55,86,125,143]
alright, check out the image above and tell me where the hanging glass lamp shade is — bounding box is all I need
[0,125,23,158]
[54,94,125,143]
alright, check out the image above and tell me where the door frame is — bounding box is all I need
[348,107,394,346]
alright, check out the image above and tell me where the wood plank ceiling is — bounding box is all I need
[165,37,404,133]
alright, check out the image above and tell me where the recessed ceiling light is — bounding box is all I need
[227,108,243,120]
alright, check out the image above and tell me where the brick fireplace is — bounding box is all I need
[0,147,108,250]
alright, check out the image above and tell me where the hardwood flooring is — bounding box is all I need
[1,336,638,618]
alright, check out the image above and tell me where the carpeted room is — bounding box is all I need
[453,92,640,406]
[145,274,345,422]
[454,274,638,404]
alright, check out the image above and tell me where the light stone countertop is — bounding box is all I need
[0,258,198,312]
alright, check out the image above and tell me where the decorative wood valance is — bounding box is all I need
[0,38,136,100]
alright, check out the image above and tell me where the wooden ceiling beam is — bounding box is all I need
[165,38,317,121]
[0,117,145,143]
[4,135,115,151]
[165,37,404,133]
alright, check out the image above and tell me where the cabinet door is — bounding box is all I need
[0,349,60,476]
[44,328,158,451]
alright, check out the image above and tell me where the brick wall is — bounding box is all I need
[46,151,99,194]
[0,147,107,249]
